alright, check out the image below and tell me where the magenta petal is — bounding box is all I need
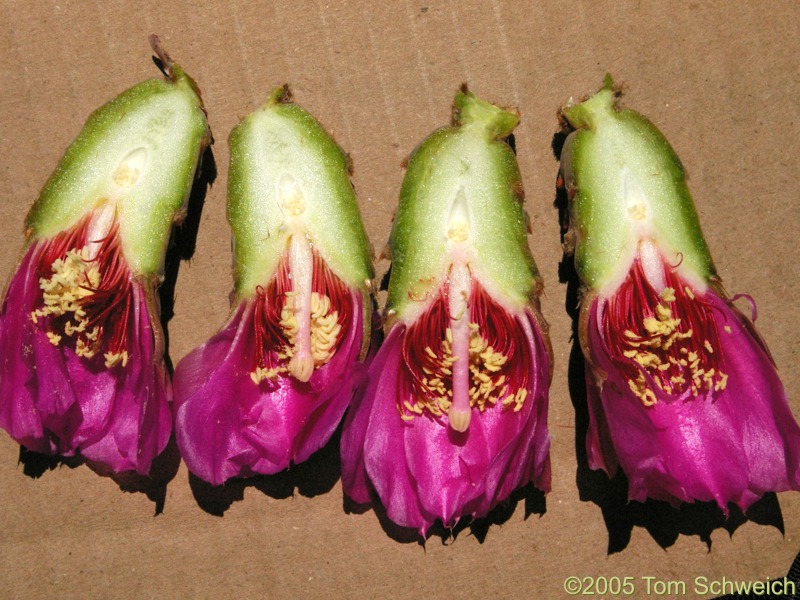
[584,365,619,477]
[78,284,172,474]
[0,243,54,453]
[586,292,800,511]
[343,311,551,536]
[0,244,172,474]
[343,326,430,528]
[174,290,364,486]
[339,319,387,506]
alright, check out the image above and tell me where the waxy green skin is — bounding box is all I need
[561,78,716,295]
[25,65,209,276]
[227,87,374,297]
[387,89,540,321]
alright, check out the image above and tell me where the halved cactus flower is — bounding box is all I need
[341,87,552,536]
[560,75,800,511]
[0,38,210,474]
[173,87,374,486]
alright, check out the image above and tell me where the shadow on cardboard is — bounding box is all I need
[342,477,546,546]
[187,424,344,516]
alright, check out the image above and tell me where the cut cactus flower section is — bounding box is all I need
[560,75,800,511]
[341,87,552,537]
[0,38,210,474]
[173,86,374,486]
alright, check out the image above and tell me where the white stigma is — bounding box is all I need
[639,239,667,292]
[447,260,472,432]
[287,233,315,382]
[85,201,117,261]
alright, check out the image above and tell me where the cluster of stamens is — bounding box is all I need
[398,283,529,423]
[251,291,342,384]
[250,248,350,385]
[605,259,728,406]
[29,215,131,369]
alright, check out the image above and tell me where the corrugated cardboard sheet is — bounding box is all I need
[1,1,798,598]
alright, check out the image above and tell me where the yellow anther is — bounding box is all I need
[715,373,729,391]
[260,291,341,384]
[514,388,527,406]
[622,285,726,406]
[659,287,676,302]
[46,331,61,346]
[33,247,101,351]
[628,377,644,395]
[684,286,695,300]
[251,365,285,384]
[634,352,661,368]
[724,325,732,334]
[643,317,666,335]
[655,304,672,322]
[402,321,526,420]
[104,350,129,368]
[75,338,95,359]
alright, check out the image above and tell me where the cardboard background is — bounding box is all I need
[1,1,798,598]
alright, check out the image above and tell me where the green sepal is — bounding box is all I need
[452,85,520,139]
[561,75,715,294]
[25,60,209,276]
[387,88,540,320]
[227,86,373,297]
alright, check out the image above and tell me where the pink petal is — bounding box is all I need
[586,291,800,512]
[343,310,550,536]
[0,244,172,474]
[174,290,365,486]
[78,283,172,474]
